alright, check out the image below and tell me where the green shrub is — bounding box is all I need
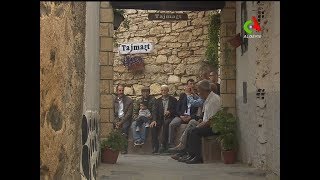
[100,130,127,151]
[210,108,237,151]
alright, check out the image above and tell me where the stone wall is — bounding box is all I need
[99,2,115,139]
[235,1,280,178]
[40,2,86,180]
[113,9,218,99]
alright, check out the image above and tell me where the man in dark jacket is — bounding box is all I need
[149,84,177,154]
[131,86,157,147]
[113,84,133,154]
[209,70,220,96]
[168,79,198,148]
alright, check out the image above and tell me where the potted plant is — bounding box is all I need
[210,108,238,164]
[100,130,127,164]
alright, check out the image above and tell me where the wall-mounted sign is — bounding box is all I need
[118,42,153,55]
[148,13,188,21]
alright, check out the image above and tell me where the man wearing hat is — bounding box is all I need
[131,86,157,148]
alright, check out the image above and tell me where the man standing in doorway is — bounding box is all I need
[113,84,133,154]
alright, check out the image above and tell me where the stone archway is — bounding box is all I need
[97,1,238,138]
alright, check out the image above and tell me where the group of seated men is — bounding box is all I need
[112,70,221,164]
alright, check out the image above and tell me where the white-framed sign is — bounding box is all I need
[118,42,153,55]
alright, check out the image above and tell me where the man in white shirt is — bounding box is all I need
[183,80,221,164]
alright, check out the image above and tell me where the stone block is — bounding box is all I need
[189,41,203,47]
[150,26,165,35]
[181,76,197,84]
[99,52,108,65]
[168,55,181,64]
[220,49,236,65]
[227,80,236,93]
[156,55,167,64]
[220,80,227,94]
[124,87,134,95]
[100,80,110,94]
[109,80,114,94]
[113,65,126,73]
[167,43,182,48]
[100,108,110,123]
[174,64,186,75]
[99,122,113,138]
[192,28,203,36]
[220,23,236,37]
[178,32,192,42]
[100,37,113,51]
[100,23,113,37]
[186,56,202,64]
[168,75,180,84]
[202,136,222,163]
[178,50,191,57]
[100,65,113,79]
[226,107,236,117]
[100,2,111,8]
[220,66,236,79]
[100,8,113,23]
[133,84,144,96]
[150,83,161,95]
[220,8,236,23]
[172,21,188,30]
[100,94,114,108]
[225,1,236,8]
[221,94,236,107]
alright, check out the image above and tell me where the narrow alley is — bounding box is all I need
[97,154,266,180]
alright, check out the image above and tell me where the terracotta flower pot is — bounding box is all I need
[101,148,119,164]
[221,149,236,164]
[228,33,242,48]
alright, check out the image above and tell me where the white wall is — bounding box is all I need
[235,1,280,176]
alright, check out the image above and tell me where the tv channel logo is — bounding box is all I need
[243,16,262,38]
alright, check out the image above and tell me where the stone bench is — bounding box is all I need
[127,123,188,154]
[127,123,222,163]
[201,135,221,163]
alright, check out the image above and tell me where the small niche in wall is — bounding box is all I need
[243,82,247,104]
[257,7,265,23]
[256,89,266,99]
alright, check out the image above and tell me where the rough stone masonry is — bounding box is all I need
[40,2,86,179]
[112,9,219,99]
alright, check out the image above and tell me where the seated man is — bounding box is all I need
[149,85,177,154]
[183,80,221,164]
[209,70,220,95]
[113,84,133,154]
[168,79,198,149]
[131,86,157,147]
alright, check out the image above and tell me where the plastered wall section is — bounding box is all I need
[235,1,280,177]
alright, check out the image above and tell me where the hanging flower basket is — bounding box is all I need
[228,33,242,48]
[123,56,145,72]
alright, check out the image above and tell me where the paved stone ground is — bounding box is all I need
[97,154,267,180]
